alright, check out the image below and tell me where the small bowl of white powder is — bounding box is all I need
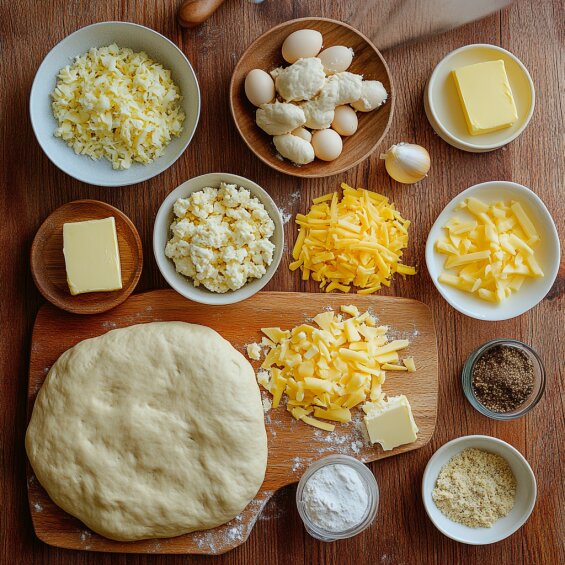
[296,455,379,541]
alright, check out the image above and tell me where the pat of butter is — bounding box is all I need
[63,217,122,296]
[452,60,518,135]
[363,395,418,451]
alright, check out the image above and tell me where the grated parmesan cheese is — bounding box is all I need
[51,44,185,170]
[432,447,516,528]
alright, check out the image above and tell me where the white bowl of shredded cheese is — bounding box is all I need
[30,22,200,187]
[422,435,536,545]
[153,172,284,305]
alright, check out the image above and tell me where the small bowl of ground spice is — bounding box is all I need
[462,339,545,420]
[422,435,537,545]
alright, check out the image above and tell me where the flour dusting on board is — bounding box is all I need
[191,491,273,554]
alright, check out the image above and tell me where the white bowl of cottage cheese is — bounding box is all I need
[154,173,284,305]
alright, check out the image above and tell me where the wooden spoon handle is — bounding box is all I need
[178,0,226,28]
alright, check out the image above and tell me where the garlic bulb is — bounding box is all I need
[380,143,430,184]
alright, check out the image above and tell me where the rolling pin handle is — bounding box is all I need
[178,0,226,28]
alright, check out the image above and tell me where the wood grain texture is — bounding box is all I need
[27,290,437,553]
[30,200,143,314]
[1,1,563,564]
[229,17,394,177]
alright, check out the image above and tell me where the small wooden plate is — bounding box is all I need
[30,200,143,315]
[230,17,395,178]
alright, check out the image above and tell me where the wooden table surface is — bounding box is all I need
[1,1,563,564]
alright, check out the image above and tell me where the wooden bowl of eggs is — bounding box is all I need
[230,17,394,178]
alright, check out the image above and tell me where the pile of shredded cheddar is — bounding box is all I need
[290,183,416,293]
[252,305,416,432]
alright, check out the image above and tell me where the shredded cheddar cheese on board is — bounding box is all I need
[290,184,416,294]
[252,305,416,431]
[435,197,543,303]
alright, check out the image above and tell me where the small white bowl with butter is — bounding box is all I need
[30,22,200,187]
[424,44,534,152]
[425,181,560,321]
[153,172,284,305]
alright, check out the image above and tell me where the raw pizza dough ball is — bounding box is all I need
[292,127,312,142]
[25,322,268,541]
[301,96,335,130]
[324,72,363,105]
[256,101,306,135]
[273,133,315,164]
[275,57,325,102]
[351,80,388,112]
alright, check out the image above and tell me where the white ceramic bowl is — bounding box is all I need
[30,22,200,187]
[153,173,284,305]
[425,44,535,152]
[422,435,536,545]
[425,181,560,321]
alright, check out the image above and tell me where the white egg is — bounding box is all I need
[331,105,358,136]
[318,45,354,74]
[292,127,312,142]
[312,129,343,161]
[282,29,323,64]
[245,69,275,107]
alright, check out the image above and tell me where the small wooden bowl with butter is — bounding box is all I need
[230,17,394,178]
[31,200,143,314]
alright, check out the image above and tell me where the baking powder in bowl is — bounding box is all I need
[302,464,369,531]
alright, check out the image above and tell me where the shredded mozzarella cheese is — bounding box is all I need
[51,44,185,170]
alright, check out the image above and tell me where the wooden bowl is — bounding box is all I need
[230,17,395,178]
[31,200,143,315]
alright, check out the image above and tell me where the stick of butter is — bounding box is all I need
[452,60,518,136]
[363,395,419,451]
[63,217,122,296]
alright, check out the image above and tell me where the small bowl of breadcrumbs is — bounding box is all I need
[462,338,545,420]
[422,435,537,544]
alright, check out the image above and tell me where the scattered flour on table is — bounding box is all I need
[278,190,301,225]
[32,501,43,513]
[302,464,369,532]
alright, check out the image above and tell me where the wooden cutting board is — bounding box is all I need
[27,290,438,554]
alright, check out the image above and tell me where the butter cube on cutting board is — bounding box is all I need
[452,60,518,135]
[363,395,419,451]
[63,217,122,295]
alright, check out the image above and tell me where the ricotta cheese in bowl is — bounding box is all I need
[154,173,284,305]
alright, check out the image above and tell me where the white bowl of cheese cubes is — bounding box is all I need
[30,22,200,187]
[425,181,559,321]
[153,172,284,305]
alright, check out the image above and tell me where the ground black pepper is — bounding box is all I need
[471,345,534,412]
